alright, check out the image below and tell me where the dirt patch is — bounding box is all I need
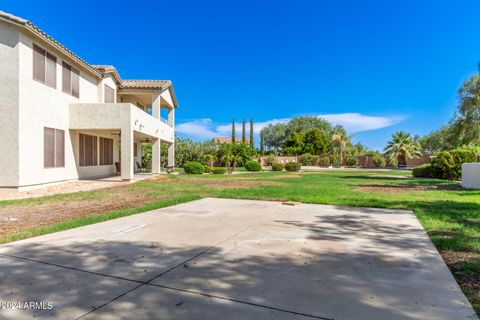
[0,189,158,236]
[441,250,480,310]
[357,183,463,194]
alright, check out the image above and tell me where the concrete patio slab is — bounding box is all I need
[81,284,312,320]
[0,256,137,320]
[0,198,477,320]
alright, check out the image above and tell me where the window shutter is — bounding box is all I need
[104,85,115,103]
[46,53,56,88]
[55,129,65,167]
[72,69,80,98]
[33,45,45,83]
[44,128,55,168]
[62,62,71,94]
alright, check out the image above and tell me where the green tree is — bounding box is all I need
[250,118,254,148]
[232,119,236,143]
[332,127,349,166]
[285,116,332,138]
[283,131,305,155]
[303,128,329,155]
[449,74,480,146]
[384,131,422,167]
[260,131,265,155]
[261,123,287,151]
[242,119,246,143]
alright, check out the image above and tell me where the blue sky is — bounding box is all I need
[4,0,480,149]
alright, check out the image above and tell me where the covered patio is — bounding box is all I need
[69,82,177,181]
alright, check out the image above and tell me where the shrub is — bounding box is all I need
[245,160,261,172]
[431,151,456,180]
[412,163,432,178]
[345,155,358,167]
[285,162,301,172]
[372,154,386,168]
[318,156,330,166]
[264,155,276,166]
[211,167,226,174]
[330,155,341,167]
[271,163,284,171]
[299,153,314,166]
[183,161,205,174]
[431,149,477,180]
[311,155,320,166]
[204,165,212,173]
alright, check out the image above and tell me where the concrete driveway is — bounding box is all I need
[0,198,476,320]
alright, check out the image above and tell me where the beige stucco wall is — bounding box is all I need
[1,24,176,188]
[16,32,101,187]
[0,20,20,187]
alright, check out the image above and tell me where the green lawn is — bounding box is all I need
[0,169,479,313]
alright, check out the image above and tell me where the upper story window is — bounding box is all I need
[104,84,115,103]
[33,44,56,88]
[62,62,80,98]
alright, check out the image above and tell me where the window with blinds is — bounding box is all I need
[99,137,113,165]
[104,85,115,103]
[44,128,64,168]
[79,134,98,166]
[33,44,56,88]
[62,62,80,98]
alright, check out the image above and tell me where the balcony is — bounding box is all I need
[69,103,174,143]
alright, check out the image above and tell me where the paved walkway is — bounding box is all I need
[0,198,476,320]
[0,174,154,201]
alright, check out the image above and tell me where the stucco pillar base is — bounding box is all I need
[152,139,161,174]
[462,163,480,189]
[167,143,175,167]
[121,129,134,181]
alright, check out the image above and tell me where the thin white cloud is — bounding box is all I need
[175,113,406,141]
[318,113,406,133]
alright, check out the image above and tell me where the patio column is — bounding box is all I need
[167,142,175,167]
[152,138,161,174]
[121,128,134,180]
[167,107,175,127]
[152,91,161,120]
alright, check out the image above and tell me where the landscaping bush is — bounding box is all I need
[271,163,284,171]
[311,155,320,166]
[264,155,276,166]
[318,156,330,166]
[183,161,205,174]
[245,160,261,172]
[431,148,477,180]
[211,167,226,174]
[345,155,358,167]
[285,162,301,172]
[373,154,386,168]
[204,165,212,173]
[412,163,432,178]
[299,153,314,166]
[330,155,341,167]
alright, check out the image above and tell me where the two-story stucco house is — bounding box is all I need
[0,11,177,190]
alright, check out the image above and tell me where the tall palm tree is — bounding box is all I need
[332,129,349,166]
[384,131,422,167]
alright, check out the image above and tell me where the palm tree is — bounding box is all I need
[332,129,349,166]
[384,131,422,167]
[232,119,236,143]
